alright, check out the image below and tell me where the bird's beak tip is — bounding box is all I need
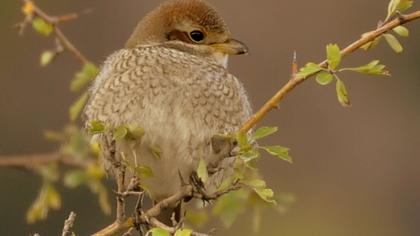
[212,39,249,55]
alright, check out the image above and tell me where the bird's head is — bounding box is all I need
[125,0,248,67]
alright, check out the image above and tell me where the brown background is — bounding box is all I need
[1,0,420,235]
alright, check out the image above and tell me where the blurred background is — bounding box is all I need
[1,0,419,235]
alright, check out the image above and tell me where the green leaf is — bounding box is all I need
[71,63,99,92]
[244,179,267,189]
[341,60,390,76]
[237,132,251,151]
[69,93,88,121]
[296,63,323,78]
[113,126,128,140]
[326,44,342,70]
[241,149,261,163]
[316,72,334,85]
[40,50,55,67]
[252,126,278,140]
[393,26,409,37]
[387,0,413,19]
[126,124,145,140]
[253,188,277,204]
[336,78,351,107]
[64,170,88,188]
[174,229,193,236]
[46,184,61,209]
[213,189,248,228]
[361,36,382,51]
[134,165,154,179]
[26,187,48,223]
[32,17,53,36]
[197,158,209,183]
[384,33,403,53]
[186,211,208,227]
[150,228,170,236]
[89,120,106,135]
[261,146,293,164]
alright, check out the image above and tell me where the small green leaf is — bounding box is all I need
[326,44,342,70]
[296,63,323,78]
[186,211,208,227]
[32,17,53,36]
[384,33,403,53]
[341,60,390,76]
[241,149,261,163]
[336,78,351,107]
[69,93,88,121]
[64,170,88,188]
[174,229,193,236]
[361,36,382,51]
[253,188,277,204]
[135,165,154,179]
[213,189,248,228]
[261,146,293,164]
[126,124,145,140]
[113,126,128,140]
[316,72,334,85]
[40,50,55,67]
[244,178,267,189]
[252,126,278,140]
[89,120,106,135]
[197,158,209,183]
[237,132,251,151]
[150,228,170,236]
[387,0,413,20]
[393,26,409,37]
[46,185,61,209]
[71,63,99,92]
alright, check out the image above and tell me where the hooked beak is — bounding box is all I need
[211,39,248,55]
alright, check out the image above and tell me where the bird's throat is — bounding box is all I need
[213,53,229,68]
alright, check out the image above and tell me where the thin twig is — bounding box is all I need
[0,152,88,171]
[62,212,77,236]
[20,0,89,64]
[239,10,420,133]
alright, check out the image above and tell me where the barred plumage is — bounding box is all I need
[84,0,251,201]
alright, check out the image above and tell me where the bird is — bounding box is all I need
[84,0,252,203]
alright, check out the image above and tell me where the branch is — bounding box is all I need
[62,212,77,236]
[239,10,420,133]
[20,0,90,64]
[0,152,88,171]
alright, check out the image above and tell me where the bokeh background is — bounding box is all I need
[1,0,419,235]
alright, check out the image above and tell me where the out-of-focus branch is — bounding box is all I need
[0,152,88,171]
[240,10,420,133]
[18,0,89,64]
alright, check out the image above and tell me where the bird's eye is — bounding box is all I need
[189,30,205,42]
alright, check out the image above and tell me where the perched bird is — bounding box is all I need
[84,0,252,202]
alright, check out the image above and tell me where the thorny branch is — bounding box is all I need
[239,10,420,133]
